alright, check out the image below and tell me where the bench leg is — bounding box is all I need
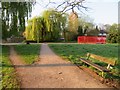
[102,72,104,77]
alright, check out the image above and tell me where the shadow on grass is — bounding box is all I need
[2,63,76,68]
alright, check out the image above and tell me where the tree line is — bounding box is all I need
[23,10,92,42]
[2,2,35,39]
[24,9,67,42]
[24,8,120,43]
[1,1,119,43]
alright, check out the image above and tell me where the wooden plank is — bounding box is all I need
[80,58,110,72]
[87,53,116,66]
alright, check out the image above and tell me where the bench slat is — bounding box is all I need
[80,58,110,72]
[87,53,116,66]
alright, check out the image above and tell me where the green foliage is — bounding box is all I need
[49,44,119,79]
[107,31,119,43]
[107,24,119,43]
[67,14,95,41]
[15,44,40,64]
[78,17,94,35]
[25,9,67,42]
[42,10,51,32]
[68,12,79,41]
[25,19,33,41]
[2,2,35,39]
[24,9,96,42]
[2,46,20,89]
[78,25,84,36]
[87,29,99,36]
[25,16,45,42]
[43,9,66,41]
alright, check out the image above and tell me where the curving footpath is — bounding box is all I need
[9,43,109,88]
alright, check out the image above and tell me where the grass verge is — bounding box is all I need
[2,45,20,89]
[49,44,119,79]
[15,44,41,64]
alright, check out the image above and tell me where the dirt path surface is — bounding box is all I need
[9,44,109,88]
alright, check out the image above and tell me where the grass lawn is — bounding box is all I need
[49,44,119,79]
[2,45,20,89]
[15,44,41,64]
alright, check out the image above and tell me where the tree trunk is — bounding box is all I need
[63,30,66,42]
[41,29,44,42]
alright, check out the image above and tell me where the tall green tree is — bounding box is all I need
[107,23,119,43]
[68,11,79,41]
[24,9,67,42]
[78,25,84,36]
[2,2,35,40]
[60,14,67,42]
[24,16,45,42]
[42,9,67,41]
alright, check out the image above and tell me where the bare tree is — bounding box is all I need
[38,0,88,14]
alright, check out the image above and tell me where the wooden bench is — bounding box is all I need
[80,53,116,77]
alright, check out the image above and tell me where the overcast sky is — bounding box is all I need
[31,0,119,25]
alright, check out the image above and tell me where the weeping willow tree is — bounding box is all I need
[24,16,45,42]
[2,2,35,40]
[25,19,32,41]
[24,9,67,42]
[42,9,67,41]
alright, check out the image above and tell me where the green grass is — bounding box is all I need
[49,44,119,79]
[15,44,41,64]
[2,45,20,89]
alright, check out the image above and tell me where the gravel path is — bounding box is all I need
[9,44,109,88]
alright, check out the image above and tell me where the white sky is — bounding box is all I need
[31,0,119,25]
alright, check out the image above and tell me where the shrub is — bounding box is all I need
[107,31,119,43]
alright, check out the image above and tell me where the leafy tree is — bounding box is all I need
[24,16,45,42]
[86,28,99,36]
[2,2,35,40]
[109,23,118,33]
[68,11,79,41]
[104,24,111,33]
[24,9,67,42]
[78,16,94,36]
[42,9,67,41]
[38,17,46,42]
[61,15,68,42]
[107,24,119,43]
[24,19,33,41]
[78,25,84,36]
[84,26,88,35]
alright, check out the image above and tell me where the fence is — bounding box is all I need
[7,37,25,43]
[78,36,106,44]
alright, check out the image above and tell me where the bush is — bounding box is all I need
[107,31,119,43]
